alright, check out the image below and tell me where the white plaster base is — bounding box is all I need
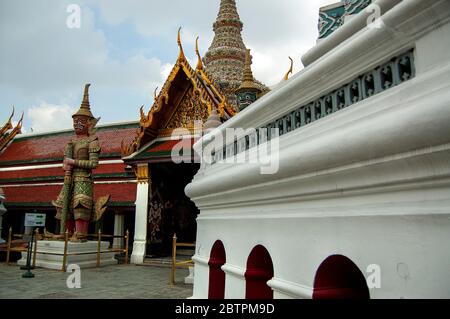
[184,266,195,284]
[131,240,146,264]
[17,240,118,270]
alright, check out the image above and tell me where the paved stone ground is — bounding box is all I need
[0,263,192,299]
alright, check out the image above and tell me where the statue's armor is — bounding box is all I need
[53,136,100,222]
[71,136,100,221]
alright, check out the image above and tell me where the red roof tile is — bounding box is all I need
[3,182,136,204]
[0,124,138,165]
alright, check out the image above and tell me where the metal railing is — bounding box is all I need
[5,227,38,267]
[170,233,195,285]
[4,228,129,272]
[59,229,130,272]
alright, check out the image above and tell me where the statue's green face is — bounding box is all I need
[237,92,257,111]
[73,116,90,136]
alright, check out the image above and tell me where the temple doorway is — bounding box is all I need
[145,163,200,258]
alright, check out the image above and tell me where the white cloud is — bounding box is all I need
[91,0,338,86]
[0,0,165,95]
[0,0,341,125]
[27,103,76,133]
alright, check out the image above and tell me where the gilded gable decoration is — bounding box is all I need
[122,29,235,157]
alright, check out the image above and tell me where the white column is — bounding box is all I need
[113,212,125,249]
[131,164,149,264]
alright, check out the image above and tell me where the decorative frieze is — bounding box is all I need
[209,50,415,164]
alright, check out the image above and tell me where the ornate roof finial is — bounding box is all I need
[195,37,204,71]
[154,87,159,101]
[139,105,146,123]
[0,110,24,153]
[284,57,294,81]
[73,83,94,119]
[177,27,185,58]
[1,107,14,136]
[17,111,24,129]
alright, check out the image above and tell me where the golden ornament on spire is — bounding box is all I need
[284,57,294,81]
[236,49,260,93]
[73,83,94,119]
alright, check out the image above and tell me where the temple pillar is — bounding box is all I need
[113,211,125,249]
[131,164,150,264]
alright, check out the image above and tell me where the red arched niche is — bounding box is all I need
[245,245,274,299]
[208,240,226,299]
[313,254,370,299]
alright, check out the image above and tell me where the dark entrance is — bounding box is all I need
[146,162,200,257]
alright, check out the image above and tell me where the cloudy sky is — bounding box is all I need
[0,0,336,133]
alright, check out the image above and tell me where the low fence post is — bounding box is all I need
[96,229,101,268]
[171,233,177,285]
[125,229,129,265]
[32,228,38,268]
[6,227,12,265]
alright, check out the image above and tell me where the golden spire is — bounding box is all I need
[195,36,204,71]
[243,49,254,83]
[236,49,260,93]
[284,57,294,81]
[73,83,94,119]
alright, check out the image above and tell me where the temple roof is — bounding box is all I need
[0,121,139,207]
[122,29,235,158]
[0,122,138,166]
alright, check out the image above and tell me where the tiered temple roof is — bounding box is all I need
[122,29,235,159]
[0,121,139,209]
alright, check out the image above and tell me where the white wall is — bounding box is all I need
[187,0,450,299]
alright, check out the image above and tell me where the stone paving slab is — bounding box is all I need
[0,263,192,299]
